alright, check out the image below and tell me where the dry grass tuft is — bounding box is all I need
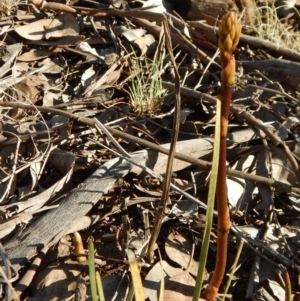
[0,0,20,15]
[255,3,300,51]
[129,55,166,115]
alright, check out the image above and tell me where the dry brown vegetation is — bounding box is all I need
[1,0,300,300]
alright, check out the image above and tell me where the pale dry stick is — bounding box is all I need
[94,118,130,159]
[240,59,300,79]
[249,68,300,104]
[188,21,300,63]
[221,239,244,301]
[0,133,21,203]
[48,98,125,110]
[88,137,212,212]
[165,12,220,68]
[194,49,220,91]
[92,119,211,211]
[1,88,54,191]
[111,270,128,301]
[146,19,181,261]
[94,117,216,217]
[0,243,19,301]
[0,102,299,193]
[247,84,299,104]
[0,50,19,79]
[0,151,53,184]
[132,15,220,68]
[162,81,299,176]
[83,54,130,98]
[231,224,300,273]
[27,141,54,193]
[0,212,33,232]
[14,246,49,297]
[148,105,175,119]
[0,123,70,146]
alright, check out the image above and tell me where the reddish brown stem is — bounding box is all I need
[205,12,240,298]
[205,83,232,300]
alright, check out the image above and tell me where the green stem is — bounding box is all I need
[193,96,221,301]
[88,240,98,301]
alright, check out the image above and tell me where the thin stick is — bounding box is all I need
[146,17,181,261]
[0,102,298,193]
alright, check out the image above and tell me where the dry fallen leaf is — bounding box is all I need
[165,231,200,277]
[45,13,80,39]
[15,13,79,41]
[144,260,182,301]
[133,34,155,56]
[12,74,50,107]
[164,272,196,301]
[17,49,54,62]
[164,244,206,301]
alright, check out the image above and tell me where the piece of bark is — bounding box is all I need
[0,135,211,275]
[1,153,146,273]
[0,137,222,273]
[0,130,291,274]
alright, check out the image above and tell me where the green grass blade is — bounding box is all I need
[222,239,244,301]
[193,96,221,301]
[88,240,98,301]
[96,271,105,301]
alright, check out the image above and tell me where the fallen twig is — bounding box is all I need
[188,21,300,62]
[0,102,298,193]
[147,19,181,261]
[162,82,299,177]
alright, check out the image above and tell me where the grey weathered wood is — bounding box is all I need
[2,137,239,272]
[2,153,146,272]
[0,127,285,274]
